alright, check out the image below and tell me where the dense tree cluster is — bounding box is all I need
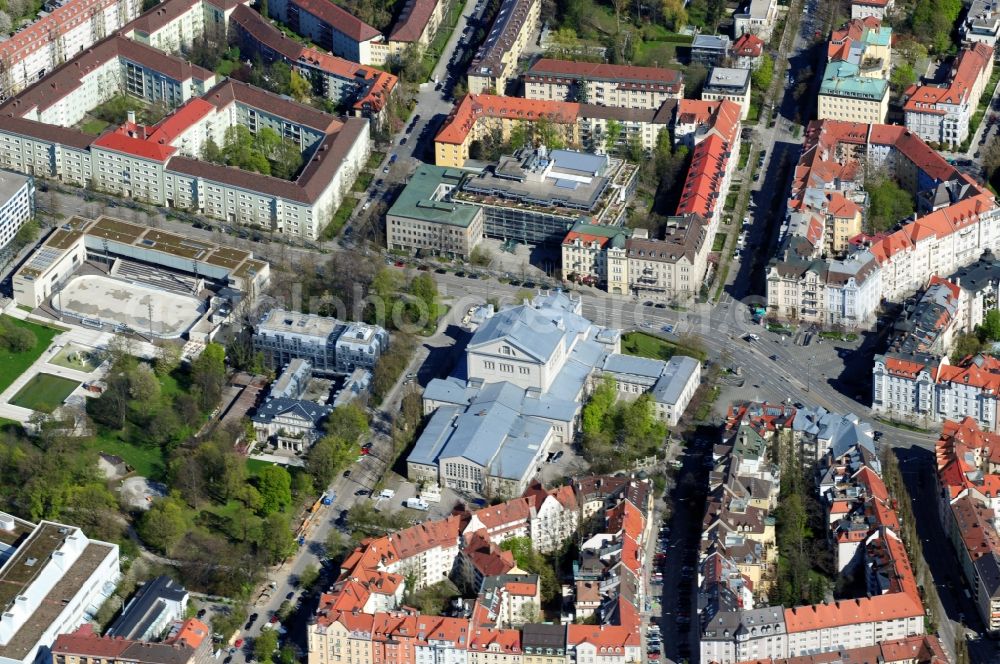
[499,537,560,605]
[306,403,369,486]
[203,126,304,180]
[866,177,915,233]
[770,435,833,606]
[0,316,36,352]
[580,376,668,472]
[908,0,963,53]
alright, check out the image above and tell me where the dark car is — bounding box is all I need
[643,301,655,306]
[286,591,295,600]
[793,402,804,409]
[521,281,535,288]
[196,608,207,619]
[873,430,884,440]
[552,450,564,461]
[435,267,447,274]
[654,302,667,309]
[455,271,466,277]
[343,470,351,478]
[770,354,778,361]
[399,137,408,145]
[468,272,480,279]
[355,488,371,496]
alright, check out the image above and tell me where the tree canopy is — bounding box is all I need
[866,178,915,233]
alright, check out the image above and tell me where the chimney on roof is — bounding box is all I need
[127,111,136,124]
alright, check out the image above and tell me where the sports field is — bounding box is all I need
[53,275,203,338]
[10,374,79,413]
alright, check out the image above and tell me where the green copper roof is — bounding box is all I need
[388,165,481,227]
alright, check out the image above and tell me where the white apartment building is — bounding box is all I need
[903,43,995,148]
[0,171,33,252]
[0,32,369,239]
[873,353,1000,431]
[701,67,752,120]
[767,250,883,328]
[851,0,893,19]
[0,515,120,664]
[0,0,140,100]
[254,309,388,376]
[265,0,385,65]
[122,0,242,54]
[734,0,779,40]
[522,59,683,109]
[962,0,1000,46]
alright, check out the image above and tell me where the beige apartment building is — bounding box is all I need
[605,221,710,298]
[467,0,540,94]
[385,165,486,259]
[307,610,374,664]
[434,94,674,168]
[523,59,683,109]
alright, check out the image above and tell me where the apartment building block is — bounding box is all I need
[433,94,674,168]
[229,5,397,126]
[523,59,683,109]
[564,99,740,299]
[767,120,1000,327]
[963,0,1000,46]
[935,417,1000,633]
[851,0,893,19]
[0,170,34,252]
[0,0,140,100]
[467,0,539,94]
[0,13,371,240]
[54,620,211,664]
[818,17,892,124]
[254,309,388,376]
[702,403,924,664]
[904,43,995,148]
[734,0,779,40]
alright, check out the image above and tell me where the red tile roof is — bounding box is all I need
[783,592,923,632]
[93,124,177,162]
[732,33,764,57]
[904,43,994,113]
[148,99,215,145]
[435,94,580,145]
[283,0,381,42]
[525,58,683,93]
[0,0,123,64]
[388,0,440,43]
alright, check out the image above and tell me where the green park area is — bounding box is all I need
[622,331,707,362]
[10,374,78,414]
[0,316,61,394]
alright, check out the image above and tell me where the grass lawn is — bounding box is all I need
[247,458,277,477]
[80,119,110,136]
[622,331,707,362]
[0,316,61,394]
[88,431,166,478]
[633,42,678,67]
[215,59,239,77]
[738,141,751,169]
[365,151,387,171]
[352,171,375,192]
[724,192,738,211]
[322,198,359,240]
[10,373,79,413]
[712,233,726,251]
